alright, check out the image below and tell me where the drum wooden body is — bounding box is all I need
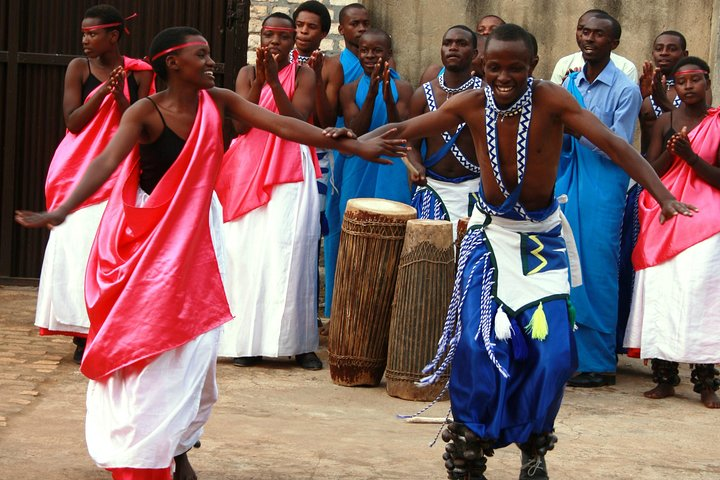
[386,220,455,401]
[455,216,470,260]
[328,198,417,386]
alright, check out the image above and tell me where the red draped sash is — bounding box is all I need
[215,61,320,222]
[80,90,232,381]
[45,57,154,211]
[633,108,720,270]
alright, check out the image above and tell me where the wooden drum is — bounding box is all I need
[328,198,417,386]
[386,220,455,401]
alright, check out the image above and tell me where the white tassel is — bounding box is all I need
[494,307,513,341]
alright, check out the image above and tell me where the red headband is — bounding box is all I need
[150,41,209,62]
[261,25,296,33]
[82,13,138,35]
[674,69,709,76]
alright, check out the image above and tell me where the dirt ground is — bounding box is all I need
[0,285,718,479]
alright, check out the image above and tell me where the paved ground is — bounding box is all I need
[0,284,718,479]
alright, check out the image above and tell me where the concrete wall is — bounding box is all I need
[363,0,719,101]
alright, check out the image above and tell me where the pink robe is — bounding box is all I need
[215,61,320,222]
[633,108,720,270]
[45,57,154,212]
[81,90,232,381]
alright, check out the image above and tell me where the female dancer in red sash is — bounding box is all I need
[37,4,153,363]
[626,56,720,409]
[17,26,402,480]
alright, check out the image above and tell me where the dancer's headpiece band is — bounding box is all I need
[150,42,209,62]
[82,12,138,35]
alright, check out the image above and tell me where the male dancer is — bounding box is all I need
[360,24,693,480]
[418,16,499,85]
[324,28,413,317]
[558,12,642,388]
[408,25,482,234]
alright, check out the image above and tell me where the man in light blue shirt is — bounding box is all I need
[556,12,642,389]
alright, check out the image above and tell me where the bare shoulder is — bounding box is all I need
[323,56,343,78]
[122,96,157,122]
[297,63,316,82]
[324,54,341,67]
[449,87,486,108]
[533,79,577,112]
[396,78,414,94]
[418,64,442,85]
[207,86,234,105]
[66,57,87,79]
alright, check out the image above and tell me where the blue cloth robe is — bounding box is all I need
[324,68,411,316]
[556,70,636,373]
[324,49,363,316]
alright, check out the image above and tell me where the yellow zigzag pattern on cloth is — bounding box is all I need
[527,234,548,275]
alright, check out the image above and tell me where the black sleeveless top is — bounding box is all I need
[662,111,677,148]
[138,97,186,194]
[81,58,140,104]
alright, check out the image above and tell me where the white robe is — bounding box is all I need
[218,145,320,358]
[85,190,226,469]
[625,232,720,364]
[35,201,107,335]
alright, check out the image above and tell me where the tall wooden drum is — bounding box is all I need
[386,220,455,401]
[328,198,417,386]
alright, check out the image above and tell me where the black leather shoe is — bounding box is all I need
[567,372,616,388]
[72,337,86,365]
[233,356,262,367]
[295,352,323,370]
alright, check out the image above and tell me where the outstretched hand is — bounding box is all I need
[322,127,357,139]
[15,209,67,229]
[353,128,408,165]
[659,199,698,224]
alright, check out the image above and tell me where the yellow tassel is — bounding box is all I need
[525,302,549,341]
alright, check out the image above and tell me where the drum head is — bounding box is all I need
[346,198,416,218]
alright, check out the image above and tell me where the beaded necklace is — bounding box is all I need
[438,72,478,97]
[480,77,534,219]
[289,50,311,65]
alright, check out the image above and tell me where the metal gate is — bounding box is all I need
[0,0,250,281]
